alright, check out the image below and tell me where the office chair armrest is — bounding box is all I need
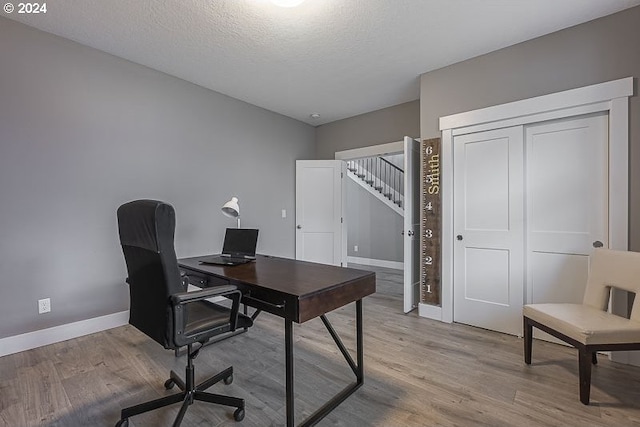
[171,285,239,305]
[171,286,243,337]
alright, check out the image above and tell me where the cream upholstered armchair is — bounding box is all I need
[523,248,640,405]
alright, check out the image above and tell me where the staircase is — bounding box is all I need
[346,156,404,216]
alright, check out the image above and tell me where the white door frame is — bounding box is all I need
[420,77,633,323]
[335,141,404,161]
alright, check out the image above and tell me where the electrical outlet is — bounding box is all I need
[354,245,358,252]
[38,298,51,314]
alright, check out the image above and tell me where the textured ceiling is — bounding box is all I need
[4,0,640,125]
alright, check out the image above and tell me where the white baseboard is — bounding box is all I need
[347,256,403,270]
[0,310,129,357]
[419,302,443,321]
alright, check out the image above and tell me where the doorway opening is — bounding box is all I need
[335,137,420,313]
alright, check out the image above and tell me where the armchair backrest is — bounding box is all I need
[117,200,183,349]
[583,248,640,322]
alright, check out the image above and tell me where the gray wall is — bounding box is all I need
[315,100,420,159]
[346,178,403,262]
[0,18,315,339]
[420,5,640,249]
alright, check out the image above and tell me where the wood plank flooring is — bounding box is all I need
[2,264,640,426]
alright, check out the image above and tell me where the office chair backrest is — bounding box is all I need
[117,200,183,349]
[583,248,640,322]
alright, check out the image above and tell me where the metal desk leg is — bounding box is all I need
[285,318,295,427]
[288,299,364,427]
[356,299,363,383]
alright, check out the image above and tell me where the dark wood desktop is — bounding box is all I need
[178,254,376,427]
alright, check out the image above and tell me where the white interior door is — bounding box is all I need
[295,160,346,266]
[526,113,608,340]
[403,137,420,313]
[453,127,524,335]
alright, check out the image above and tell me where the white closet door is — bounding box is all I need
[453,127,524,336]
[526,113,609,311]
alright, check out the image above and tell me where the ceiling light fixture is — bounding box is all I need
[310,113,321,119]
[270,0,306,7]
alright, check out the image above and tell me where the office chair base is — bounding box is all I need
[116,360,244,426]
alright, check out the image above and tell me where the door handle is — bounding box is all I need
[593,240,603,248]
[407,230,414,236]
[296,225,302,229]
[401,230,404,235]
[456,235,463,241]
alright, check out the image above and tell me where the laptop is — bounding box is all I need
[200,228,259,266]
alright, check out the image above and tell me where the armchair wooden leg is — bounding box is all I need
[578,349,593,405]
[523,317,533,365]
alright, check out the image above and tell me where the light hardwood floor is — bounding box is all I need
[2,264,640,426]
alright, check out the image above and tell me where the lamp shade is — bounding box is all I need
[221,197,240,218]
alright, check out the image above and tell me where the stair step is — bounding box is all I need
[356,174,365,178]
[347,168,358,172]
[365,180,374,185]
[374,186,383,191]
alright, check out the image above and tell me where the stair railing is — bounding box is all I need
[346,156,404,207]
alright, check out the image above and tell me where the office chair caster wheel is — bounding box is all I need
[233,407,245,421]
[224,374,233,385]
[164,378,175,390]
[115,418,129,427]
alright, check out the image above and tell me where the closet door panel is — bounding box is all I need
[526,113,609,306]
[453,126,524,336]
[530,252,588,304]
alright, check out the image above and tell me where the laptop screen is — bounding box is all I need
[221,228,259,258]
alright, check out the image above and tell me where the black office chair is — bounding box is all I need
[115,200,252,427]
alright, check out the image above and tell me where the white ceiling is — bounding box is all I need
[5,0,640,125]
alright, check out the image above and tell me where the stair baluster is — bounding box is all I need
[347,155,404,210]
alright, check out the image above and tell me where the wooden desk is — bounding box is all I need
[178,255,376,427]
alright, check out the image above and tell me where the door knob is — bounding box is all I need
[593,240,603,248]
[407,230,414,236]
[401,230,404,235]
[456,235,463,241]
[296,225,302,229]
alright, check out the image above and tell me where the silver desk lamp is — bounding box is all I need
[221,197,240,228]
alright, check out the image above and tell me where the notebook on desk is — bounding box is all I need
[200,228,259,266]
